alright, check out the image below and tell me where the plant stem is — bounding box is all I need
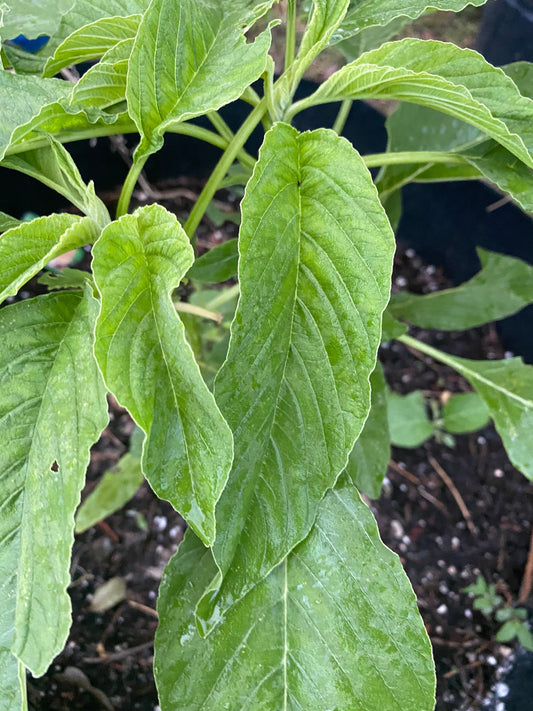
[332,100,352,136]
[207,111,256,168]
[364,151,466,168]
[184,98,267,240]
[398,334,460,371]
[174,301,222,324]
[116,154,149,218]
[285,0,297,72]
[205,283,240,310]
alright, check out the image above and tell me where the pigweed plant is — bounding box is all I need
[1,0,533,708]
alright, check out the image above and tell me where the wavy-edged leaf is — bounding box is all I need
[0,0,73,40]
[37,267,93,291]
[1,135,109,226]
[377,103,533,213]
[336,0,487,42]
[188,238,239,284]
[294,39,533,169]
[92,204,233,546]
[0,213,98,304]
[390,249,533,330]
[75,428,144,533]
[387,390,434,448]
[155,476,435,711]
[345,361,390,498]
[442,392,489,434]
[127,0,274,158]
[196,123,394,632]
[0,290,108,681]
[43,14,140,77]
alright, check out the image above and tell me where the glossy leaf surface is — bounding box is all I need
[197,123,394,631]
[127,0,273,158]
[387,390,434,448]
[155,477,435,711]
[346,362,390,498]
[390,249,533,330]
[92,204,233,545]
[0,290,108,683]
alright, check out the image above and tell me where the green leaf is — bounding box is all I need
[0,213,98,305]
[381,308,408,342]
[496,620,520,643]
[387,390,434,448]
[75,428,144,534]
[293,39,533,169]
[442,392,490,434]
[38,268,93,291]
[503,61,533,99]
[346,361,390,498]
[389,249,533,330]
[197,124,394,632]
[43,14,141,77]
[337,16,410,61]
[0,211,21,233]
[1,135,109,226]
[155,477,435,711]
[2,41,47,75]
[336,0,488,42]
[0,290,108,682]
[517,622,533,651]
[0,0,73,39]
[127,0,274,158]
[92,204,233,546]
[188,239,239,284]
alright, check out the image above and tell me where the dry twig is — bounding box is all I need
[429,455,477,536]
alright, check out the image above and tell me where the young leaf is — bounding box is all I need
[0,0,73,40]
[345,361,390,498]
[0,290,108,681]
[292,40,533,169]
[387,390,434,448]
[155,477,435,711]
[92,204,233,546]
[127,0,274,159]
[197,124,395,632]
[389,249,533,330]
[187,239,239,284]
[0,211,21,233]
[75,428,144,533]
[442,392,489,434]
[43,14,141,77]
[0,213,98,305]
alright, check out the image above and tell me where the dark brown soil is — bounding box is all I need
[23,185,533,711]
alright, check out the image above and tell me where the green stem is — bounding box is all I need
[285,0,297,72]
[332,100,352,136]
[398,334,460,371]
[184,98,267,240]
[116,154,148,218]
[174,300,222,323]
[241,86,262,107]
[363,150,466,168]
[207,111,256,168]
[205,282,240,310]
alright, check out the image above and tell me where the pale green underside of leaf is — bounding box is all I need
[377,103,533,213]
[75,429,144,533]
[155,477,435,711]
[387,390,434,448]
[442,392,489,434]
[92,204,233,546]
[43,14,140,77]
[1,136,109,226]
[390,249,533,330]
[127,0,274,158]
[440,354,533,479]
[0,0,73,39]
[0,212,22,233]
[336,0,487,40]
[197,123,395,633]
[0,290,108,682]
[345,361,390,498]
[0,213,99,305]
[299,39,533,169]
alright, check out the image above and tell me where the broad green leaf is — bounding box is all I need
[442,392,489,434]
[197,124,394,632]
[43,14,140,77]
[292,39,533,169]
[503,61,533,99]
[406,339,533,479]
[381,308,408,342]
[0,290,108,680]
[387,390,434,448]
[38,267,93,291]
[127,0,274,158]
[346,361,390,498]
[2,41,47,75]
[0,70,71,160]
[155,477,435,711]
[188,239,239,284]
[337,16,410,61]
[390,249,533,330]
[0,211,21,232]
[75,428,144,533]
[0,213,98,304]
[1,135,109,226]
[377,104,533,213]
[68,38,132,113]
[335,0,488,41]
[92,204,233,546]
[0,0,73,39]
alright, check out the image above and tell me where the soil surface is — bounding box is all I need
[17,173,533,711]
